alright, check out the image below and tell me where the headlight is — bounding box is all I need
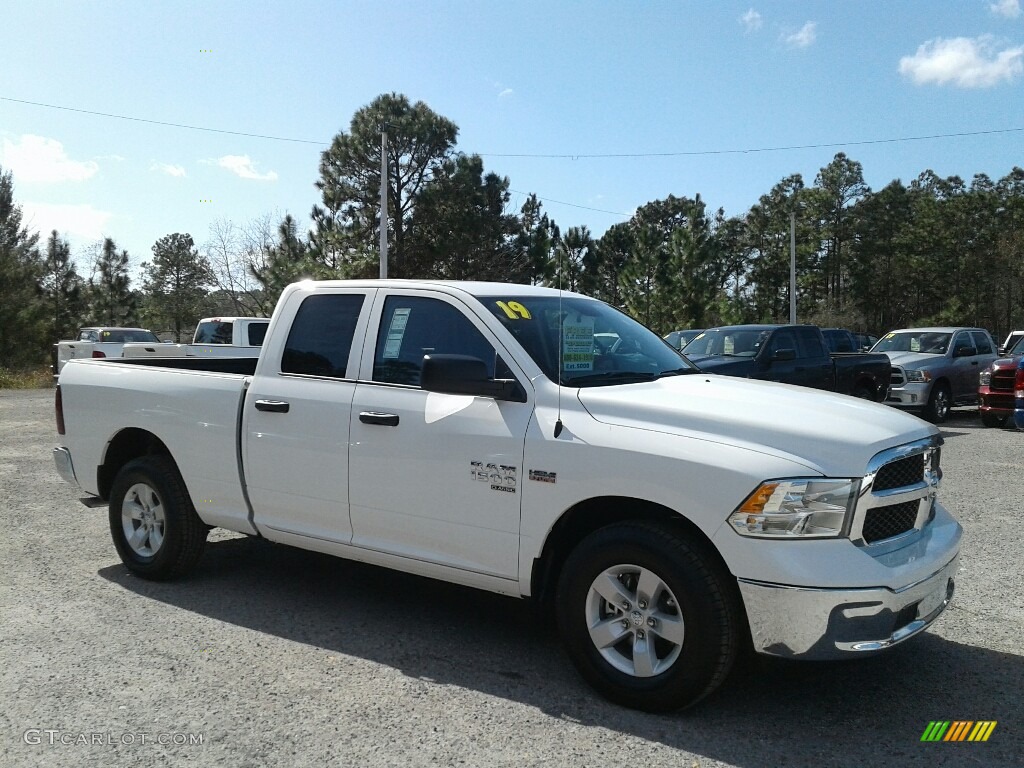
[729,478,858,538]
[979,370,991,386]
[905,369,932,383]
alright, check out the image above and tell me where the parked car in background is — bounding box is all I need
[663,329,703,351]
[979,335,1024,427]
[999,330,1024,355]
[55,327,164,376]
[873,327,998,423]
[193,317,269,347]
[683,324,890,400]
[855,332,879,352]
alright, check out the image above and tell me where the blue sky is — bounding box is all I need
[2,1,1022,274]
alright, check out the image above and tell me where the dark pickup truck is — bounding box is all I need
[683,324,891,401]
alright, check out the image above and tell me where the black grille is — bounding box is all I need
[863,501,920,543]
[873,454,925,491]
[992,368,1016,393]
[889,367,905,386]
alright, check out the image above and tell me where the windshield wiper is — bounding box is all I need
[564,371,659,386]
[654,367,696,378]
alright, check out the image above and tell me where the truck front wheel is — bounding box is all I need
[925,383,951,423]
[555,521,741,711]
[109,456,207,580]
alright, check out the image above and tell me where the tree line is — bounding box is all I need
[2,91,1022,373]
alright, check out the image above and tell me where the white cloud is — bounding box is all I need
[740,9,763,33]
[213,155,278,181]
[991,0,1021,18]
[498,88,514,98]
[150,162,187,178]
[19,201,113,241]
[782,21,817,49]
[1,135,99,184]
[899,36,1024,87]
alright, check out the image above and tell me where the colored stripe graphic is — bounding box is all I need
[921,721,950,741]
[921,721,997,742]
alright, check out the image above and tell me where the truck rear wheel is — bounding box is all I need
[555,521,740,711]
[109,456,207,580]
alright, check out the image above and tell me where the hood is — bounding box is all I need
[992,355,1022,370]
[576,374,936,477]
[881,351,945,370]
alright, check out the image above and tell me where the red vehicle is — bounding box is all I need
[978,335,1024,427]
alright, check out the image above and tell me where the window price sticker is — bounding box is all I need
[562,315,595,372]
[383,307,411,359]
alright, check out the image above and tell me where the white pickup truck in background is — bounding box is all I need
[53,280,961,711]
[54,327,165,376]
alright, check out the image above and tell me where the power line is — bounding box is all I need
[509,189,630,217]
[4,95,1021,158]
[479,127,1024,158]
[0,96,327,145]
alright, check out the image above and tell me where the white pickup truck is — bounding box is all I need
[53,280,961,711]
[54,327,165,375]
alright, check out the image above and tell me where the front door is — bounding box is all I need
[348,291,532,579]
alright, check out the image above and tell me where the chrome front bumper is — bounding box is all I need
[738,553,959,659]
[52,447,78,486]
[885,382,930,409]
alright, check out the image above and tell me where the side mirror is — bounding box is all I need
[954,345,977,358]
[770,348,797,362]
[421,354,525,402]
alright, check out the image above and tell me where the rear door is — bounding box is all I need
[347,289,533,579]
[243,288,372,542]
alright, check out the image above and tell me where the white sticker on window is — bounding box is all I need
[562,315,595,372]
[383,307,411,359]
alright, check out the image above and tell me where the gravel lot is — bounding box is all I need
[1,388,1021,767]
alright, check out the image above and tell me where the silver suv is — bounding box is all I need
[873,327,998,423]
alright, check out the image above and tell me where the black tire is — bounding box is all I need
[981,412,1006,428]
[555,521,741,712]
[109,456,207,580]
[924,383,951,423]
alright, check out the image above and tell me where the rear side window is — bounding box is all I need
[194,321,233,344]
[797,328,828,358]
[247,322,269,346]
[282,294,365,379]
[971,331,993,355]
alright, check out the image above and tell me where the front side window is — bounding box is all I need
[373,296,497,386]
[247,322,269,346]
[480,295,696,386]
[282,294,365,379]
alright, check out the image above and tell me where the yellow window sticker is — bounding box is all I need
[496,300,531,320]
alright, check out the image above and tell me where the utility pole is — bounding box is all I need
[379,128,388,279]
[789,211,796,324]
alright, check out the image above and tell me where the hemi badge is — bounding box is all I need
[529,470,557,484]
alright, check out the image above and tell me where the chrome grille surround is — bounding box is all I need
[849,435,943,550]
[889,366,907,388]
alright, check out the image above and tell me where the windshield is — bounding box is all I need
[873,331,951,355]
[480,295,697,386]
[683,328,771,358]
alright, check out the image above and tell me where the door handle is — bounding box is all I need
[255,399,290,413]
[359,411,400,426]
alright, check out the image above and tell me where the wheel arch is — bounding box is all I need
[97,428,175,501]
[530,496,734,610]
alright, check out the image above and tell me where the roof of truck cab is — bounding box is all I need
[884,327,989,334]
[291,279,591,299]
